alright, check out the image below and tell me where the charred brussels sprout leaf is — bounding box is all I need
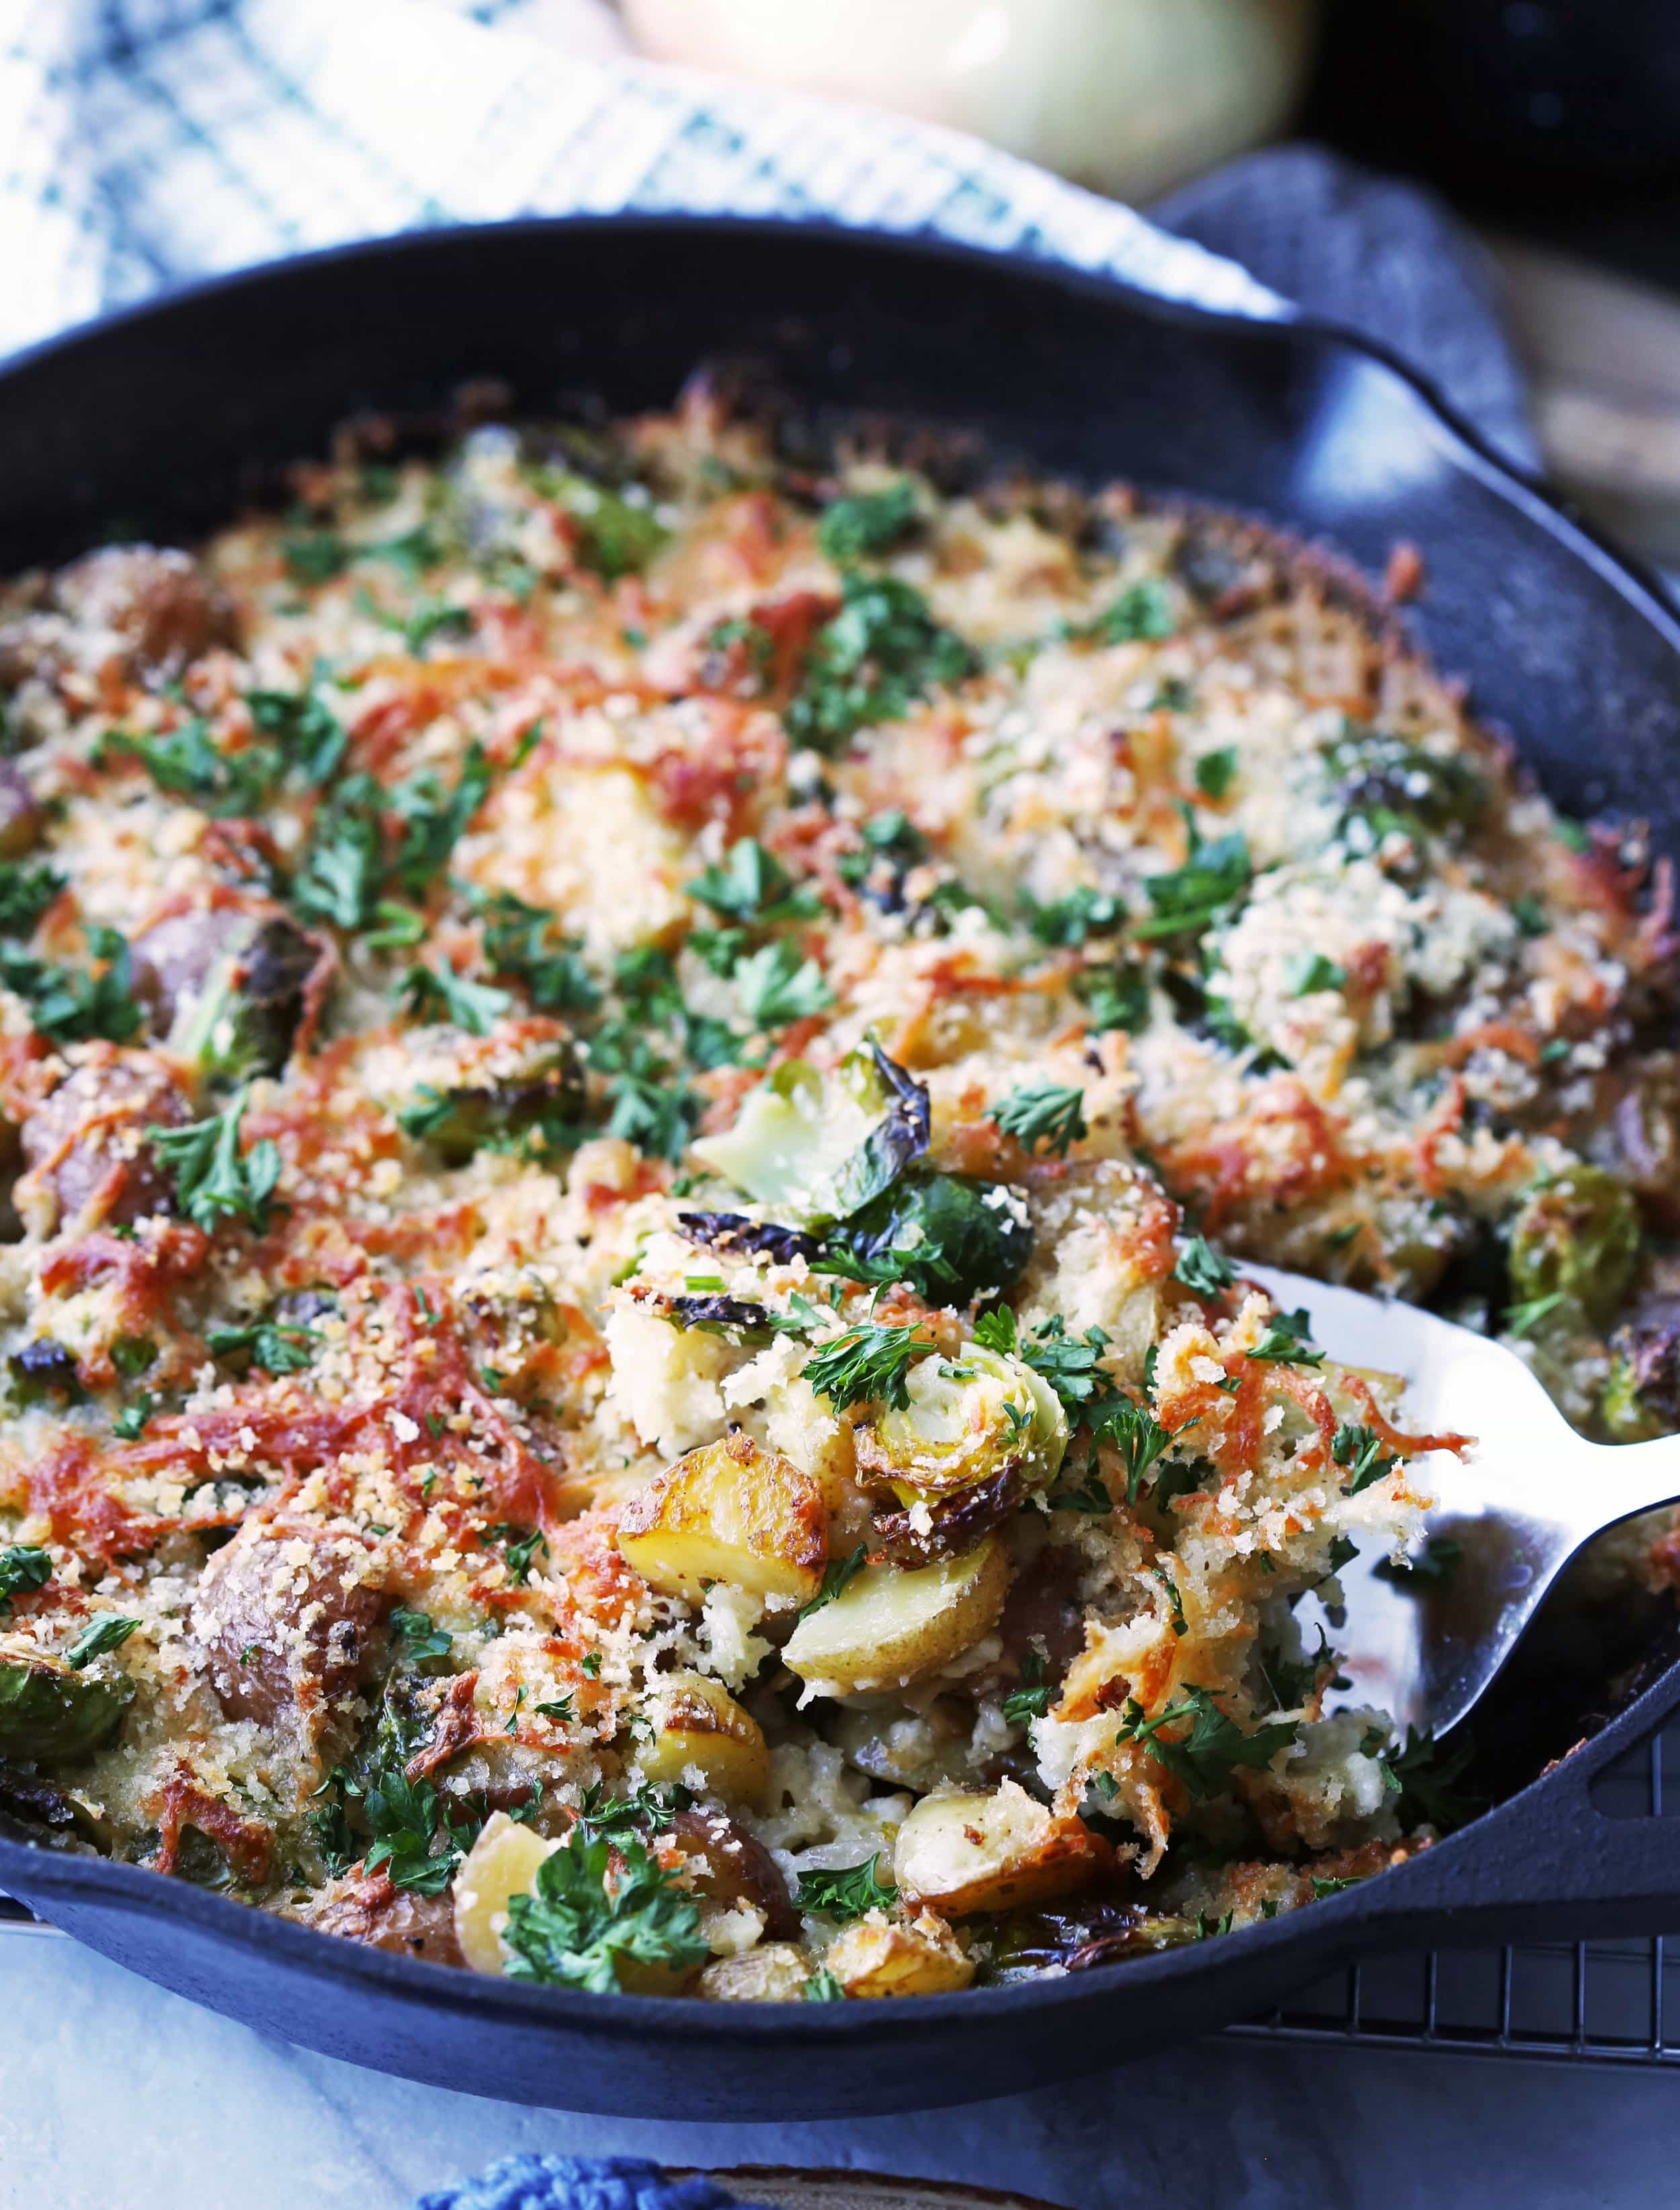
[1601,1298,1680,1442]
[675,1211,823,1266]
[0,1544,51,1614]
[181,914,322,1079]
[821,1171,1032,1305]
[1329,724,1487,845]
[1507,1166,1644,1334]
[693,1041,929,1229]
[397,1042,584,1164]
[0,1640,134,1757]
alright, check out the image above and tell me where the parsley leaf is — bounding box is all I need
[146,1087,282,1236]
[1115,1685,1298,1800]
[794,1854,896,1922]
[101,721,279,817]
[804,1967,845,2002]
[246,680,349,785]
[291,790,383,931]
[1068,579,1176,646]
[795,1542,868,1623]
[390,1607,454,1667]
[1288,951,1345,997]
[802,1322,927,1414]
[1373,1534,1464,1588]
[474,889,601,1014]
[1173,1235,1235,1298]
[1134,815,1251,943]
[362,1768,458,1896]
[1002,1651,1054,1725]
[65,1614,138,1668]
[816,481,919,565]
[1075,963,1151,1036]
[786,573,975,751]
[1017,1315,1115,1415]
[1022,887,1125,947]
[571,1781,691,1844]
[1245,1307,1324,1366]
[206,1317,320,1374]
[734,939,836,1028]
[400,960,514,1036]
[1380,1727,1481,1834]
[503,1828,708,1992]
[1194,747,1238,799]
[1095,1395,1198,1507]
[686,837,823,925]
[0,1543,51,1614]
[994,1081,1087,1158]
[0,926,142,1043]
[1331,1421,1398,1496]
[389,742,492,896]
[0,861,64,936]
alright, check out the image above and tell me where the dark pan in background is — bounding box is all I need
[1,218,1679,2117]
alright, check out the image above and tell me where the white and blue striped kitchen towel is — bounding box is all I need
[0,0,1286,364]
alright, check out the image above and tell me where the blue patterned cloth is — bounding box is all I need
[413,2154,769,2210]
[0,0,1279,361]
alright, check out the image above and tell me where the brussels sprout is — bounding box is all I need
[1327,725,1486,842]
[825,1171,1033,1305]
[853,1341,1067,1501]
[9,1338,81,1407]
[1600,1297,1680,1443]
[691,1041,929,1229]
[1507,1165,1644,1334]
[171,913,324,1079]
[982,1901,1202,1980]
[398,1040,585,1164]
[0,1639,133,1758]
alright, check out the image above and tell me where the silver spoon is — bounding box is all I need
[1244,1264,1680,1740]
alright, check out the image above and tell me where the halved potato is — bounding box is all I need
[635,1669,771,1806]
[892,1779,1111,1916]
[698,1944,814,2002]
[827,1912,975,1999]
[782,1536,1009,1694]
[452,1810,558,1975]
[616,1432,828,1606]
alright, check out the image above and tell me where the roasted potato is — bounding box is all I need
[698,1943,814,2002]
[892,1780,1111,1916]
[826,1910,975,1999]
[452,1809,558,1975]
[616,1430,827,1606]
[782,1536,1009,1694]
[634,1670,770,1807]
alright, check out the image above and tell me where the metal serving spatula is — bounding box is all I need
[1245,1264,1680,1740]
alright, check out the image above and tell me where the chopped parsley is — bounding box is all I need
[0,926,143,1044]
[101,720,279,817]
[1380,1727,1480,1833]
[400,960,514,1036]
[1114,1686,1298,1800]
[389,742,493,897]
[502,1828,707,1992]
[1173,1235,1235,1298]
[1003,1651,1054,1725]
[1097,1395,1198,1508]
[795,1542,869,1624]
[206,1317,320,1374]
[1374,1534,1464,1588]
[1245,1307,1323,1367]
[1075,963,1151,1036]
[687,837,823,926]
[147,1088,282,1236]
[794,1854,896,1922]
[65,1614,139,1668]
[491,1523,549,1586]
[733,939,836,1028]
[816,481,919,565]
[246,679,349,785]
[802,1322,928,1414]
[0,860,64,936]
[361,1769,459,1897]
[1288,951,1345,997]
[390,1608,454,1667]
[1022,886,1124,946]
[0,1543,52,1614]
[1194,747,1238,799]
[786,572,975,751]
[474,889,601,1014]
[1331,1422,1398,1496]
[1134,815,1251,942]
[1504,1289,1566,1339]
[804,1967,845,2002]
[993,1081,1087,1158]
[1068,578,1176,646]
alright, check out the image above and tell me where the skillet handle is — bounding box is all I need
[1340,1664,1680,1949]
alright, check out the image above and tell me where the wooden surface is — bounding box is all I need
[701,2174,1068,2210]
[1490,236,1680,573]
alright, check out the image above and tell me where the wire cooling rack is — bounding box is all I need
[4,1715,1678,2062]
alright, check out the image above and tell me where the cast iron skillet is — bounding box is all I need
[2,217,1680,2118]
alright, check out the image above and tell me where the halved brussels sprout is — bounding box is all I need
[1600,1296,1680,1443]
[397,1039,585,1165]
[1327,725,1486,838]
[1508,1165,1644,1334]
[176,914,324,1079]
[0,1639,133,1758]
[853,1342,1066,1501]
[825,1171,1033,1305]
[691,1042,927,1229]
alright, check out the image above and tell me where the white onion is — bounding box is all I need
[624,0,1320,202]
